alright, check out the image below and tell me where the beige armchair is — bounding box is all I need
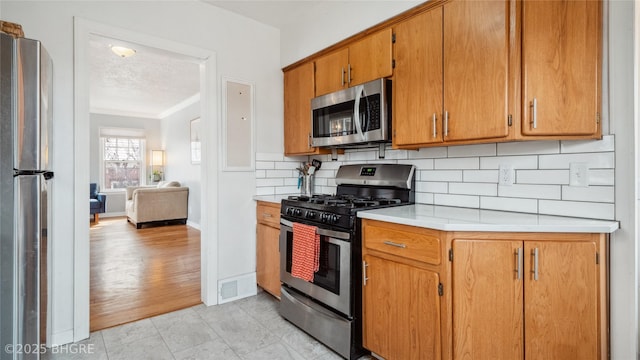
[126,181,189,229]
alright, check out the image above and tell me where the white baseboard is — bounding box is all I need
[217,273,257,304]
[48,329,75,347]
[186,220,201,230]
[103,212,125,218]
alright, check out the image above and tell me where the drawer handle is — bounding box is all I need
[262,213,273,218]
[383,241,407,249]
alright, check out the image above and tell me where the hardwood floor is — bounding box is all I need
[90,217,201,332]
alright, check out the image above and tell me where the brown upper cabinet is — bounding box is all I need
[284,63,322,155]
[315,29,393,97]
[283,0,603,153]
[520,0,602,139]
[393,0,515,148]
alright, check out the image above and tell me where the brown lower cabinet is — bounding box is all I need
[361,219,608,360]
[256,201,281,297]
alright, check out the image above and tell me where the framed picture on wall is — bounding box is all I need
[191,118,201,164]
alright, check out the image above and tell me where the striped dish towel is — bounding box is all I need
[291,222,320,282]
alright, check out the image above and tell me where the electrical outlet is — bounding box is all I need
[499,164,514,186]
[570,162,589,187]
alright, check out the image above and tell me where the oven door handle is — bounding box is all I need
[280,219,351,240]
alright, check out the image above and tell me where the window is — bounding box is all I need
[101,136,145,190]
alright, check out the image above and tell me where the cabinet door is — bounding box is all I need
[363,255,441,360]
[315,48,349,96]
[284,63,315,155]
[443,0,511,141]
[524,241,599,359]
[349,28,393,87]
[256,224,281,297]
[521,0,601,137]
[393,8,444,147]
[451,239,523,360]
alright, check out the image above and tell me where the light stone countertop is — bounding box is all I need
[253,194,293,204]
[357,204,619,233]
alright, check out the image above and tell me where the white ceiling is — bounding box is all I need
[89,34,201,119]
[202,0,351,29]
[89,1,412,120]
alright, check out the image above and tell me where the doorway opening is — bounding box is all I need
[86,32,204,331]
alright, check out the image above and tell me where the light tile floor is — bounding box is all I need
[43,291,372,360]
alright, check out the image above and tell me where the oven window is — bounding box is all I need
[285,232,341,295]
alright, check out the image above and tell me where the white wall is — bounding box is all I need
[1,0,281,345]
[279,0,421,66]
[161,101,202,227]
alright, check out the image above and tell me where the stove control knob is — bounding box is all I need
[331,214,340,223]
[306,211,316,219]
[294,208,302,216]
[285,208,293,216]
[320,213,328,223]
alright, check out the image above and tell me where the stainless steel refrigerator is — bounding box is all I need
[0,32,53,360]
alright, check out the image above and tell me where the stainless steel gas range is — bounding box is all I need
[279,164,415,359]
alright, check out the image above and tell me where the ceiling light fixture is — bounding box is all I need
[110,45,136,58]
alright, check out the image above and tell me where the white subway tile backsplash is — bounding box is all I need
[421,170,463,182]
[560,135,615,153]
[463,170,499,183]
[398,159,434,170]
[348,150,377,161]
[434,194,480,208]
[367,159,398,164]
[539,152,614,169]
[255,134,616,220]
[383,149,408,160]
[497,140,560,156]
[450,182,498,196]
[255,161,275,170]
[256,178,284,187]
[314,177,328,186]
[417,181,448,194]
[408,147,447,159]
[448,143,496,158]
[480,155,538,169]
[275,186,300,195]
[284,178,299,186]
[498,184,561,200]
[255,187,275,196]
[480,196,538,213]
[516,170,570,185]
[415,192,434,204]
[434,157,479,170]
[275,161,302,170]
[266,169,294,178]
[562,185,615,203]
[538,200,615,220]
[589,169,615,186]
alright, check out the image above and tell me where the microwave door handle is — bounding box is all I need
[353,85,365,141]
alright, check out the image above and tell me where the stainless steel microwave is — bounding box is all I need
[311,78,391,147]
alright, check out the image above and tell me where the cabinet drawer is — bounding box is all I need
[257,202,280,228]
[363,220,441,265]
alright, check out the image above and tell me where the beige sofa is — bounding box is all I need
[126,181,189,229]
